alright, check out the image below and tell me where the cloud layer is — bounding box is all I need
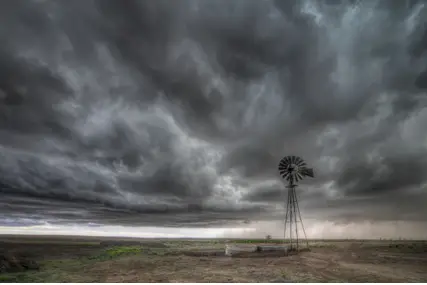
[0,0,426,229]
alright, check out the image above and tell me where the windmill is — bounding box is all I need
[278,155,314,251]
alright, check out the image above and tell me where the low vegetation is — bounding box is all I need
[89,246,149,261]
[0,245,171,283]
[0,237,426,282]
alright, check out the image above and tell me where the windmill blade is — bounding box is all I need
[279,166,289,172]
[279,171,288,177]
[282,156,290,165]
[278,164,288,171]
[280,168,289,174]
[297,173,303,181]
[291,155,296,164]
[294,156,303,165]
[279,156,286,164]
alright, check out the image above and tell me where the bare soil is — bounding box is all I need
[0,235,426,282]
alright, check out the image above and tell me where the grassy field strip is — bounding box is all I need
[1,238,427,282]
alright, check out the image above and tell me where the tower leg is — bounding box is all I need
[294,189,309,249]
[293,188,299,251]
[288,187,293,250]
[283,185,290,249]
[284,184,309,252]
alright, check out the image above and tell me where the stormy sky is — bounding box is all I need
[1,0,427,238]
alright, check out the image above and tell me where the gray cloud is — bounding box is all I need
[0,0,426,229]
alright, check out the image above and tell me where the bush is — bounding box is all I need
[0,253,39,273]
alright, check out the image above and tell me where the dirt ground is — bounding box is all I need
[0,235,426,282]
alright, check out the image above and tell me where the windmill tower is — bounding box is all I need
[278,155,314,251]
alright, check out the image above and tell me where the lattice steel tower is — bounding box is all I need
[278,155,314,251]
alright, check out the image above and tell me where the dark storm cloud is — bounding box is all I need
[0,48,71,134]
[337,149,427,195]
[0,0,426,227]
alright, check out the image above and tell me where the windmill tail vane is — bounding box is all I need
[277,155,314,252]
[299,167,314,178]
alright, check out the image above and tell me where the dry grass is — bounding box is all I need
[0,236,426,282]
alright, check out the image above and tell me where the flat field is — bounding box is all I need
[1,235,426,282]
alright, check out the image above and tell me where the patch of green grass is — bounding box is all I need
[90,245,170,261]
[0,258,97,283]
[88,245,146,261]
[0,272,37,283]
[0,245,168,283]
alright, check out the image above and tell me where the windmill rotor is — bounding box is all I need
[278,155,314,184]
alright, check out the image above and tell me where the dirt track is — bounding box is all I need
[0,236,426,282]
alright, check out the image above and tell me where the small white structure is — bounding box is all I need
[225,244,257,256]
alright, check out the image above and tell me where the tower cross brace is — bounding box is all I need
[283,180,309,251]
